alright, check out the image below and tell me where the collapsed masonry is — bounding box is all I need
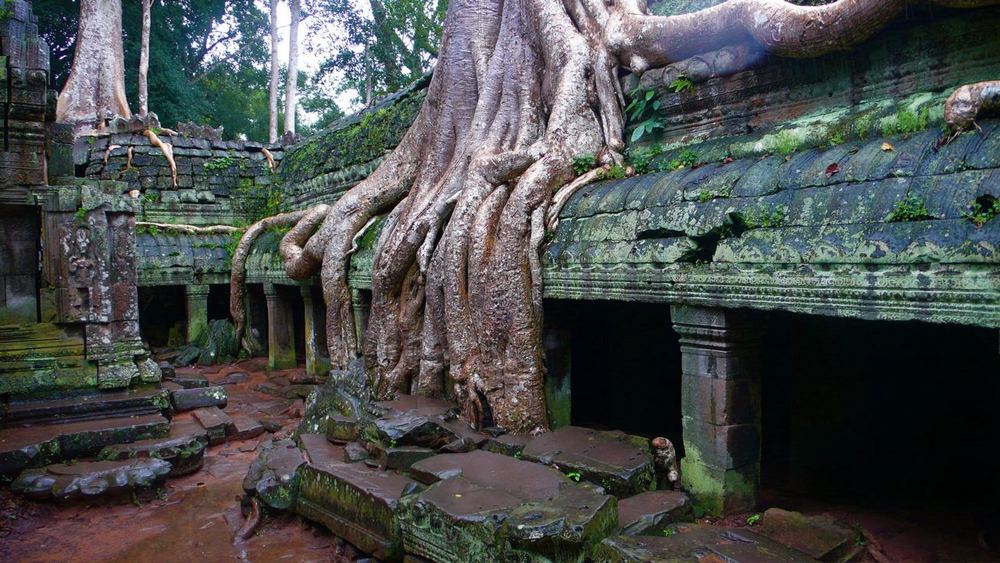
[1,0,999,560]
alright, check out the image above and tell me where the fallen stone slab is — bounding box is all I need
[755,508,862,562]
[371,444,436,471]
[401,450,618,562]
[218,371,250,385]
[0,414,170,477]
[171,370,209,389]
[3,387,168,426]
[192,407,236,445]
[230,415,265,441]
[169,419,210,444]
[242,438,306,511]
[481,433,528,457]
[326,415,359,443]
[98,434,207,476]
[592,525,816,562]
[521,425,655,497]
[373,396,484,452]
[618,490,693,535]
[297,433,417,561]
[344,441,369,463]
[170,385,228,412]
[158,361,175,379]
[12,458,171,501]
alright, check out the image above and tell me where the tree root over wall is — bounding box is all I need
[231,0,1000,434]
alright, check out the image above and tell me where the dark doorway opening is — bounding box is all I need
[138,285,186,347]
[247,284,268,356]
[207,284,231,321]
[548,299,682,445]
[761,312,1000,559]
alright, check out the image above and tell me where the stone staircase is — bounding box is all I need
[0,323,95,397]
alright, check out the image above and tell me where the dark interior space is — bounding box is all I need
[207,284,231,321]
[138,285,186,347]
[307,285,330,361]
[549,299,682,446]
[0,204,40,324]
[248,284,268,355]
[277,284,307,364]
[761,311,1000,513]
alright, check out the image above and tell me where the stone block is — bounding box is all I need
[480,433,528,457]
[12,458,172,501]
[242,438,305,510]
[681,417,759,470]
[617,490,693,536]
[374,445,436,471]
[326,415,359,443]
[681,373,759,426]
[172,370,208,388]
[170,385,227,411]
[230,415,265,441]
[191,406,235,445]
[756,508,862,562]
[99,434,206,476]
[521,425,655,497]
[593,525,813,562]
[679,457,758,517]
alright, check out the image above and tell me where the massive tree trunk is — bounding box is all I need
[233,0,1000,434]
[268,0,280,143]
[283,0,301,136]
[138,0,153,116]
[57,0,131,131]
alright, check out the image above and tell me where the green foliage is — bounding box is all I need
[882,107,931,137]
[854,113,875,139]
[626,88,664,143]
[204,155,236,172]
[74,208,87,223]
[888,195,934,222]
[566,471,582,482]
[963,196,1000,227]
[669,75,694,94]
[662,526,676,537]
[598,164,627,181]
[740,206,787,229]
[665,149,698,171]
[309,0,446,106]
[628,144,664,174]
[772,130,800,156]
[746,513,762,527]
[0,0,14,20]
[697,190,713,203]
[572,155,596,176]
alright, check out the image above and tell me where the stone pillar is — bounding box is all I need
[186,284,210,345]
[264,283,297,370]
[301,285,330,377]
[351,289,371,350]
[671,305,763,517]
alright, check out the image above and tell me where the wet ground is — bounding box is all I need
[0,360,357,563]
[1,360,997,562]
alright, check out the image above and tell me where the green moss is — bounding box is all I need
[204,155,236,171]
[881,107,931,137]
[888,195,934,222]
[572,154,596,176]
[772,130,801,156]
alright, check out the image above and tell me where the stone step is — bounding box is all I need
[296,433,417,561]
[0,414,170,477]
[98,432,207,477]
[618,490,693,535]
[1,387,168,428]
[593,525,817,562]
[520,425,656,497]
[11,458,172,501]
[170,385,227,411]
[191,407,235,445]
[0,323,86,363]
[401,450,617,563]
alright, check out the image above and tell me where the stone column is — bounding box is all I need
[301,285,330,377]
[671,305,763,517]
[351,289,371,350]
[264,283,297,370]
[186,284,210,345]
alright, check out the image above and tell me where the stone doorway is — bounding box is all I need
[0,204,40,324]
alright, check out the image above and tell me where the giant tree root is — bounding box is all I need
[945,80,1000,133]
[234,497,261,543]
[229,0,1000,434]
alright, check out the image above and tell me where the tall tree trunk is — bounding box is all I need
[284,0,301,136]
[138,0,152,116]
[233,0,1000,434]
[268,0,280,143]
[57,0,131,132]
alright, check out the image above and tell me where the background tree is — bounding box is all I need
[137,0,153,115]
[309,0,446,107]
[38,0,270,139]
[56,0,131,130]
[284,0,301,135]
[269,0,280,142]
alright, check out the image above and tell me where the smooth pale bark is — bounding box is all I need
[57,0,131,131]
[284,0,301,135]
[268,0,280,143]
[138,0,152,115]
[233,0,1000,434]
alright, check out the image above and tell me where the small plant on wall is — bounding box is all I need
[626,88,664,142]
